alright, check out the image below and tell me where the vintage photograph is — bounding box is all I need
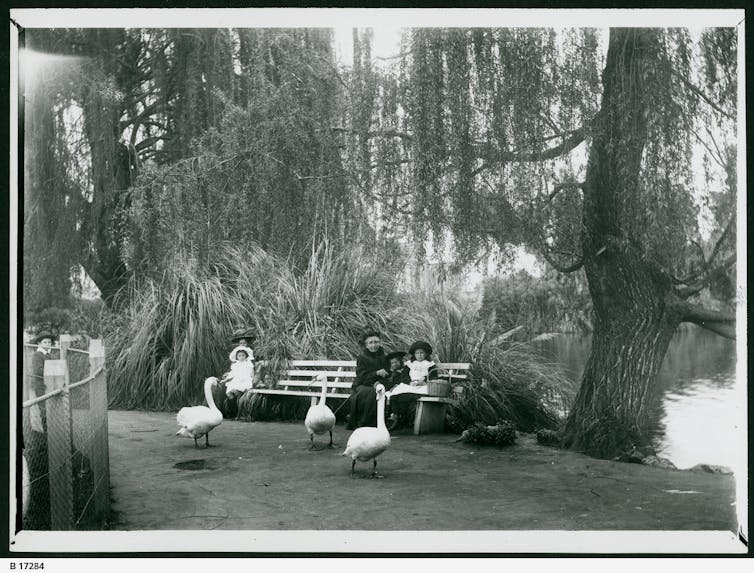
[9,8,747,554]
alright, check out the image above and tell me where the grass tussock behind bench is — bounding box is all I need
[106,243,571,431]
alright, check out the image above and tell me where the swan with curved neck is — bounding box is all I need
[304,374,337,449]
[176,377,223,448]
[341,383,391,478]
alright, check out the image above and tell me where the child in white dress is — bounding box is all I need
[405,340,438,385]
[223,345,255,398]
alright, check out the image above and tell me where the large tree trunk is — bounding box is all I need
[562,237,684,456]
[562,28,681,458]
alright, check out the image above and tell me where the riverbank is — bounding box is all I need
[108,410,737,531]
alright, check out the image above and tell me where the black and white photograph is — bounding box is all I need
[8,7,748,556]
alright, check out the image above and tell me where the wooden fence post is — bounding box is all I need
[59,333,72,362]
[44,359,74,530]
[88,339,109,523]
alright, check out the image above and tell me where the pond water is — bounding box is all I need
[534,328,741,469]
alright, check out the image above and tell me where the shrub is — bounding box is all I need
[458,421,518,447]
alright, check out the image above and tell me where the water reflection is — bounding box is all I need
[534,328,739,468]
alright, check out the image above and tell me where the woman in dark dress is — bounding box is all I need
[347,330,389,429]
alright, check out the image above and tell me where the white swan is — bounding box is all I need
[341,383,391,478]
[176,377,223,448]
[304,374,337,450]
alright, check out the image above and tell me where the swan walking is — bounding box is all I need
[305,374,337,450]
[341,383,391,478]
[176,377,223,448]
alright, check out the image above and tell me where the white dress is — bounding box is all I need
[406,360,435,383]
[224,360,255,395]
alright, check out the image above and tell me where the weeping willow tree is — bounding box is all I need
[125,28,364,276]
[352,27,737,458]
[22,27,371,309]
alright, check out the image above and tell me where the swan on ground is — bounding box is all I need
[176,377,223,448]
[341,383,391,478]
[304,374,337,450]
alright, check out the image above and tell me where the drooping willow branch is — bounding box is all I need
[671,69,735,122]
[671,212,736,297]
[675,253,736,299]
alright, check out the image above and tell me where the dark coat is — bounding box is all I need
[30,349,51,397]
[353,348,388,389]
[384,365,410,391]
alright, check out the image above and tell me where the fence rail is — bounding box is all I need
[20,336,110,530]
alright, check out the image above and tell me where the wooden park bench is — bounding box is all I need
[250,360,471,435]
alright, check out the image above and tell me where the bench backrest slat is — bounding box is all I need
[254,388,349,399]
[284,369,356,378]
[288,360,356,368]
[436,362,471,370]
[277,380,353,389]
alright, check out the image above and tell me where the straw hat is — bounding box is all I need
[230,329,255,344]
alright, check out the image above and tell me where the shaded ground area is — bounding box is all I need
[108,410,737,531]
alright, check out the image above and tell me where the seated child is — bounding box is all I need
[223,345,255,398]
[229,342,254,363]
[384,350,410,391]
[406,340,438,385]
[383,350,411,429]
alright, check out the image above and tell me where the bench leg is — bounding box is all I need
[413,401,448,435]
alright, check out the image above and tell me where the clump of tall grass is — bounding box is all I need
[107,244,280,410]
[106,241,569,432]
[396,290,569,432]
[107,242,402,411]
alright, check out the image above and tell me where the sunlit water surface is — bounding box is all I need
[535,329,740,469]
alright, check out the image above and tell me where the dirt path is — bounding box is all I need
[108,410,737,531]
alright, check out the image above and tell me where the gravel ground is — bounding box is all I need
[108,410,737,532]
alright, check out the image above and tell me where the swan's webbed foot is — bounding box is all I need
[350,459,356,478]
[327,431,336,448]
[205,434,215,448]
[369,459,384,478]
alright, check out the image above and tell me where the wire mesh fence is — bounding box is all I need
[20,337,110,530]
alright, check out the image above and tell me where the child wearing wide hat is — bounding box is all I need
[229,330,256,362]
[221,345,255,417]
[223,346,255,394]
[406,340,438,385]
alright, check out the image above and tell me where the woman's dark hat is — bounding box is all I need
[386,350,407,362]
[408,340,432,357]
[32,330,57,344]
[230,329,255,344]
